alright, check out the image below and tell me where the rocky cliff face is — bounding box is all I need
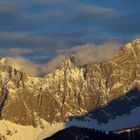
[0,39,140,126]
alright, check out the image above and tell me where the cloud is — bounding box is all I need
[0,0,139,39]
[0,48,34,55]
[0,2,19,16]
[60,41,121,65]
[32,0,64,5]
[0,1,118,32]
[3,41,122,76]
[42,55,67,74]
[77,5,118,20]
[12,0,63,6]
[6,57,40,76]
[42,40,122,74]
[3,55,67,76]
[0,2,21,29]
[0,32,47,42]
[0,32,50,50]
[0,31,87,52]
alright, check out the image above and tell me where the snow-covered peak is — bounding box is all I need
[58,55,78,70]
[0,57,10,65]
[123,38,140,52]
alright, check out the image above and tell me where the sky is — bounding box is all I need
[0,0,140,76]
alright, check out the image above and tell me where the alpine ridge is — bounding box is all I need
[0,39,140,139]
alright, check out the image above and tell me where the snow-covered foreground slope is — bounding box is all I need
[0,120,43,140]
[0,106,140,140]
[0,120,66,140]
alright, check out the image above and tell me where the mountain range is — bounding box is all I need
[0,39,140,140]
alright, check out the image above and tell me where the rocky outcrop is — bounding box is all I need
[0,39,140,126]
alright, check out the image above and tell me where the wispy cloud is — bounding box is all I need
[77,5,118,20]
[0,2,19,15]
[6,57,40,76]
[42,40,122,74]
[0,48,34,55]
[57,41,121,65]
[4,40,122,76]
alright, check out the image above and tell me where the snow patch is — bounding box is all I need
[0,120,44,140]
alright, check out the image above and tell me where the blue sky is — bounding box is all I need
[0,0,140,63]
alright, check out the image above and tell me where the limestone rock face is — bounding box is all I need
[0,39,140,125]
